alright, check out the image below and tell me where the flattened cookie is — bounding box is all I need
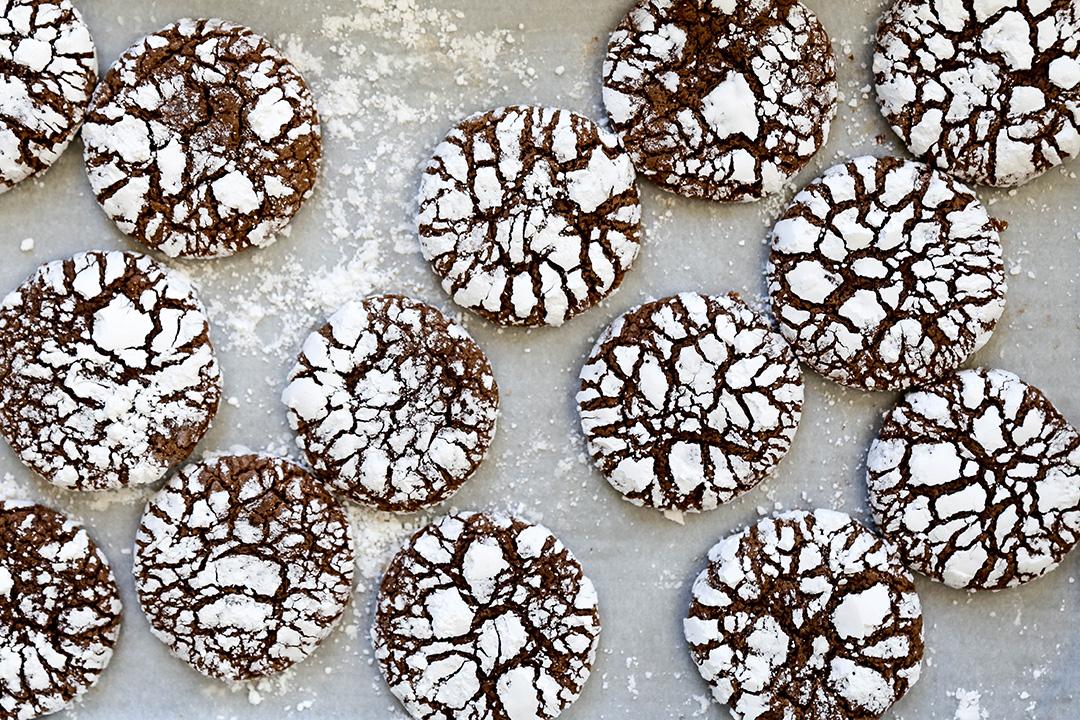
[577,293,803,513]
[283,295,498,512]
[767,156,1007,391]
[82,18,321,258]
[602,0,838,201]
[0,501,121,720]
[868,368,1080,590]
[417,105,642,327]
[134,454,355,681]
[0,0,96,193]
[373,512,600,720]
[685,509,924,720]
[0,250,222,491]
[875,0,1080,187]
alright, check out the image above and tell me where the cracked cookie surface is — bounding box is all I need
[577,292,803,513]
[685,509,924,720]
[373,512,600,720]
[82,18,321,259]
[867,368,1080,590]
[0,250,222,491]
[0,0,96,193]
[133,454,355,681]
[602,0,838,202]
[417,105,642,327]
[0,501,121,720]
[875,0,1080,187]
[283,294,499,512]
[767,156,1007,391]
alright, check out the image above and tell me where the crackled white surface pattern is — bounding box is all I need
[685,509,924,720]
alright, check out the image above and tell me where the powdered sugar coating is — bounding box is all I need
[685,509,924,720]
[133,454,355,682]
[875,0,1080,187]
[577,293,803,513]
[767,156,1007,391]
[82,18,321,258]
[0,250,222,491]
[417,105,642,327]
[0,501,121,720]
[0,0,96,193]
[602,0,838,201]
[867,368,1080,590]
[283,294,499,512]
[373,512,600,720]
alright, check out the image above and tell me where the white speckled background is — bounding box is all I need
[1,0,1078,718]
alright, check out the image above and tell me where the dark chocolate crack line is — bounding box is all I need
[0,501,121,720]
[602,0,838,202]
[0,0,96,193]
[875,0,1080,187]
[282,294,499,512]
[133,454,355,682]
[867,368,1080,590]
[685,509,924,720]
[417,105,642,327]
[767,156,1007,392]
[0,250,222,491]
[577,292,803,513]
[82,18,321,259]
[373,512,600,720]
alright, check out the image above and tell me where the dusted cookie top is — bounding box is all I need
[373,512,600,720]
[577,293,803,513]
[685,509,924,720]
[82,18,321,259]
[0,501,121,720]
[602,0,838,202]
[0,0,96,193]
[417,105,642,327]
[0,250,222,491]
[875,0,1080,187]
[283,294,499,512]
[134,454,355,681]
[868,368,1080,590]
[767,156,1007,391]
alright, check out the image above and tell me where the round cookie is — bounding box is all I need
[602,0,838,202]
[282,294,499,512]
[417,105,642,327]
[767,156,1007,391]
[373,512,600,720]
[867,368,1080,590]
[685,509,924,720]
[0,0,97,194]
[0,501,122,720]
[875,0,1080,187]
[82,18,321,259]
[133,454,355,681]
[577,292,803,513]
[0,250,222,491]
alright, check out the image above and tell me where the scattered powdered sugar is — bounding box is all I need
[951,688,987,720]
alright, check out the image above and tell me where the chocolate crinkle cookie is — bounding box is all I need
[602,0,838,201]
[0,250,221,491]
[685,509,924,720]
[133,454,355,682]
[875,0,1080,187]
[373,512,600,720]
[0,501,121,720]
[283,294,499,512]
[767,156,1007,391]
[867,368,1080,590]
[82,18,321,259]
[417,105,642,327]
[577,292,803,513]
[0,0,96,193]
